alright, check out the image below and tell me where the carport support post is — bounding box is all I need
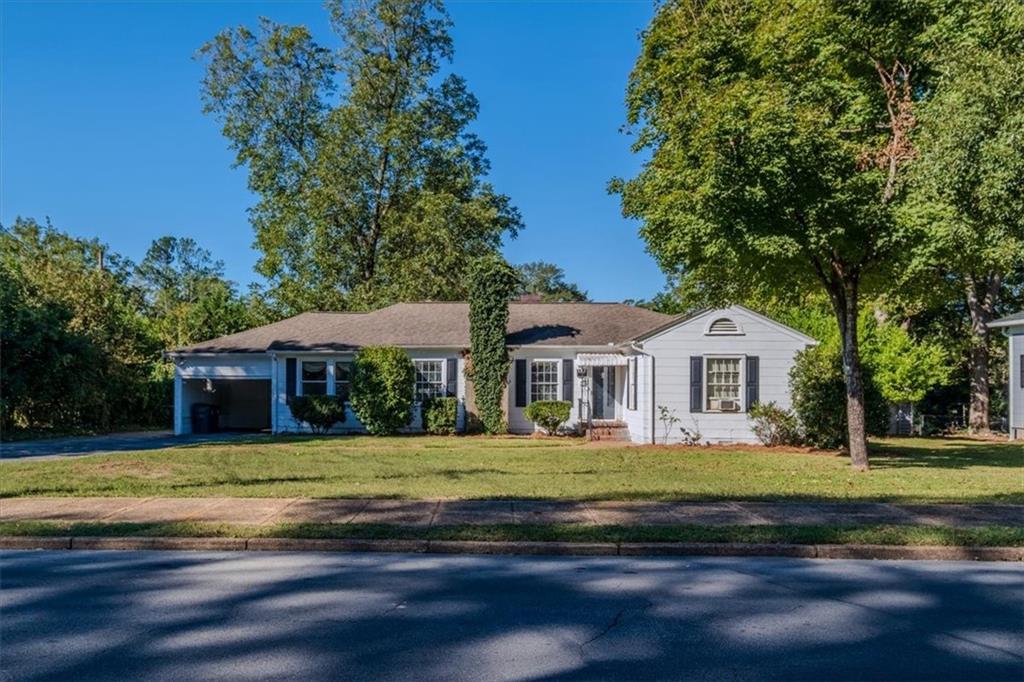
[173,368,184,436]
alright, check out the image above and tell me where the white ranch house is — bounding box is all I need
[992,312,1024,440]
[167,302,817,444]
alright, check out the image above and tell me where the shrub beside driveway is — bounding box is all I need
[0,436,1019,504]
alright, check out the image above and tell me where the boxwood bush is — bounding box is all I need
[349,346,415,435]
[423,396,459,435]
[289,395,346,434]
[523,400,572,435]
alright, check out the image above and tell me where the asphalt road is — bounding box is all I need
[1,551,1021,681]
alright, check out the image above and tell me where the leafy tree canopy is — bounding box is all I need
[199,0,522,314]
[515,261,587,302]
[134,236,255,348]
[899,0,1024,431]
[615,0,940,468]
[0,218,165,432]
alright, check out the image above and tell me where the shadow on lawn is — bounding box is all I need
[869,441,1023,470]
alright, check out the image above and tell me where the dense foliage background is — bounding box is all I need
[0,218,268,437]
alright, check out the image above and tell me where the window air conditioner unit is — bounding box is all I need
[719,399,740,412]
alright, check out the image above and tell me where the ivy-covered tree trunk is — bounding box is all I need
[467,256,520,434]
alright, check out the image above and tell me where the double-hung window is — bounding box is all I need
[301,361,327,396]
[414,360,445,402]
[334,361,352,402]
[705,357,741,411]
[530,360,559,402]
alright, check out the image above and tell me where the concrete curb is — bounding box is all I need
[1,536,1021,561]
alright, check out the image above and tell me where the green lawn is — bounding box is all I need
[2,436,1020,503]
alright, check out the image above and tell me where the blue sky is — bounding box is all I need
[1,0,664,302]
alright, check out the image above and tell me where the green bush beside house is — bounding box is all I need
[790,345,888,449]
[289,395,346,434]
[524,400,572,435]
[349,346,416,436]
[423,397,459,435]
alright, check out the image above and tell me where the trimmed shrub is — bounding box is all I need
[289,395,346,434]
[524,400,572,435]
[423,396,459,435]
[350,346,415,435]
[789,345,888,449]
[747,401,802,446]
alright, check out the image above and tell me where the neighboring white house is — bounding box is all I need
[991,312,1024,440]
[166,302,817,444]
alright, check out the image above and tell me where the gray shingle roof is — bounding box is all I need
[171,302,673,354]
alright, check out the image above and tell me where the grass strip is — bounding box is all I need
[1,521,1021,547]
[4,437,1020,504]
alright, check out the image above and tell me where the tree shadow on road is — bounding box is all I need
[1,550,1021,681]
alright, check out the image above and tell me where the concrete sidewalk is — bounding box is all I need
[2,497,1020,528]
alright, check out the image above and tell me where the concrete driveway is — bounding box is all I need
[0,431,265,461]
[1,551,1021,681]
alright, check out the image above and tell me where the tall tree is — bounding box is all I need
[135,236,252,348]
[199,0,521,313]
[515,261,588,302]
[904,1,1024,433]
[135,236,225,307]
[614,0,936,469]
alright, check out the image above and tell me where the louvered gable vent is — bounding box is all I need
[707,318,739,335]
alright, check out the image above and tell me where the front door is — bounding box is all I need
[592,368,605,419]
[592,367,617,420]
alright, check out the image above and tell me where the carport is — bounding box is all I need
[171,354,274,435]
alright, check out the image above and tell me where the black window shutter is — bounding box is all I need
[515,359,527,407]
[446,358,458,397]
[689,356,703,413]
[746,356,759,410]
[285,358,297,402]
[562,359,574,403]
[1020,354,1023,388]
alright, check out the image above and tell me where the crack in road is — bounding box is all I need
[579,599,655,651]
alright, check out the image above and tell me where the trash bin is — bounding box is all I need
[191,403,221,434]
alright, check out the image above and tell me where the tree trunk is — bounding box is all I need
[830,278,870,470]
[964,273,1001,434]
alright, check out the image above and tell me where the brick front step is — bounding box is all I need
[589,423,630,441]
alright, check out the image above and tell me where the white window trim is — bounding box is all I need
[414,358,448,403]
[298,359,328,397]
[528,358,562,403]
[703,354,745,413]
[295,356,354,398]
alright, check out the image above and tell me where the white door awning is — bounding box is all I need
[576,353,629,367]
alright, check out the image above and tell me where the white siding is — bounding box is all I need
[622,354,653,443]
[507,348,585,434]
[1009,329,1024,439]
[640,307,814,444]
[273,349,466,434]
[176,355,272,379]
